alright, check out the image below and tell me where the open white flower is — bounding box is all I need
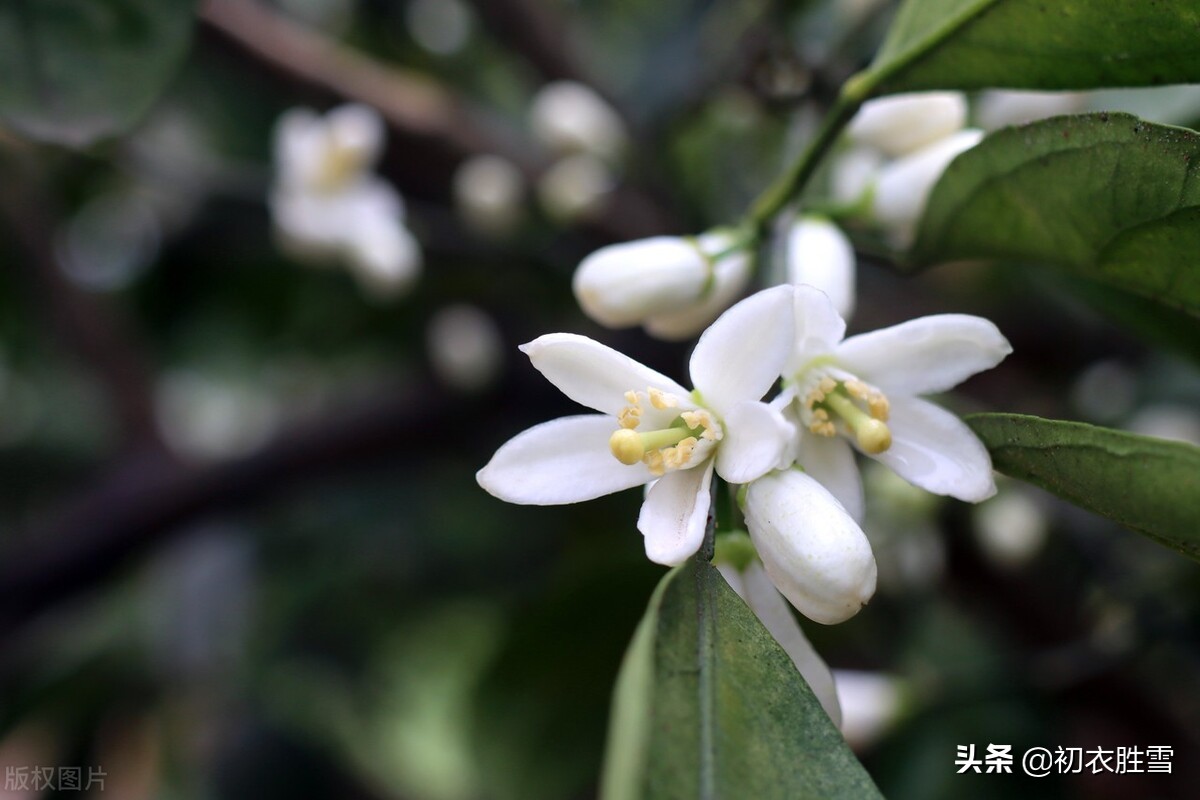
[477,287,796,565]
[270,104,421,298]
[777,285,1011,517]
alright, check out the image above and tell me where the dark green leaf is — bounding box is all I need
[910,113,1200,317]
[601,559,881,800]
[967,413,1200,559]
[0,0,196,147]
[863,0,1200,95]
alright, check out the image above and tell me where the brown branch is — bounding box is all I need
[0,154,163,451]
[199,0,681,238]
[0,377,488,646]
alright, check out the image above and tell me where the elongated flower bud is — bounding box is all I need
[530,80,628,161]
[642,232,751,340]
[573,236,713,328]
[786,217,856,320]
[743,469,877,624]
[847,92,967,158]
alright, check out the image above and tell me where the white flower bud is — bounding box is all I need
[786,217,856,320]
[975,90,1087,131]
[830,145,885,207]
[871,128,984,249]
[344,213,422,300]
[573,235,712,328]
[846,92,968,157]
[536,153,615,222]
[642,232,752,340]
[973,485,1049,569]
[453,154,524,237]
[529,80,628,161]
[744,469,877,625]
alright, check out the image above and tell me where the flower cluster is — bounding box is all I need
[833,92,983,248]
[477,283,1011,627]
[271,104,421,300]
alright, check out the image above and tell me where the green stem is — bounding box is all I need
[744,72,876,234]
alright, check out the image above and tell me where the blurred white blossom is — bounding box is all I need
[154,370,281,462]
[453,154,525,237]
[529,81,628,161]
[973,482,1050,569]
[833,670,906,750]
[846,92,967,158]
[427,304,504,391]
[271,104,421,300]
[1128,403,1200,446]
[785,216,856,319]
[536,152,615,222]
[975,90,1087,130]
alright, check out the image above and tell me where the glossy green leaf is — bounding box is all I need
[863,0,1200,95]
[601,558,881,800]
[967,413,1200,559]
[0,0,196,147]
[910,113,1200,317]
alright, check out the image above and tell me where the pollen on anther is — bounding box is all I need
[809,420,836,437]
[624,390,639,404]
[618,406,642,429]
[649,388,678,409]
[643,449,665,476]
[868,394,890,421]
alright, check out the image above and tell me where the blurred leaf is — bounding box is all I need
[909,113,1200,316]
[601,558,881,800]
[967,413,1200,559]
[863,0,1200,95]
[0,0,196,147]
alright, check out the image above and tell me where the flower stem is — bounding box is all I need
[743,72,875,235]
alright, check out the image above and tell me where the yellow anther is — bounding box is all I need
[844,379,869,400]
[618,406,642,429]
[624,390,639,404]
[819,376,837,393]
[680,410,704,429]
[868,394,890,421]
[649,388,678,409]
[610,429,645,464]
[809,420,836,437]
[663,437,698,469]
[855,419,892,454]
[644,450,665,476]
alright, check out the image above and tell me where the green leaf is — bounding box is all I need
[863,0,1200,95]
[910,113,1200,317]
[601,558,881,800]
[0,0,196,147]
[967,413,1200,559]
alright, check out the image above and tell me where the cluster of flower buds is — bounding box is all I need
[271,104,421,300]
[832,91,983,249]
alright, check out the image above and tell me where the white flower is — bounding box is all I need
[536,152,615,223]
[477,287,797,565]
[785,216,856,320]
[718,557,842,724]
[741,468,877,624]
[870,128,984,248]
[426,304,504,392]
[777,285,1011,517]
[270,104,421,298]
[573,231,750,337]
[833,670,906,750]
[846,92,968,158]
[529,80,628,161]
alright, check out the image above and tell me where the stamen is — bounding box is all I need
[649,388,679,409]
[823,391,892,454]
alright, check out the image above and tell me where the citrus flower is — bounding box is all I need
[778,284,1011,519]
[477,286,796,565]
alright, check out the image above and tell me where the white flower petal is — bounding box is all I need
[477,415,652,504]
[797,435,864,523]
[715,401,794,484]
[869,396,997,502]
[689,285,795,414]
[836,314,1011,396]
[737,562,841,726]
[786,217,856,320]
[872,128,984,249]
[786,285,846,374]
[638,459,714,565]
[744,469,876,625]
[521,333,688,415]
